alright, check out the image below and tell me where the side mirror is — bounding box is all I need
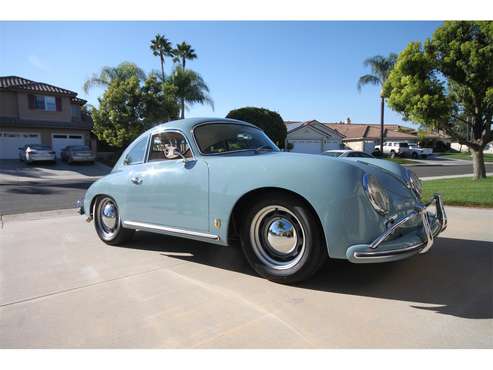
[123,157,130,165]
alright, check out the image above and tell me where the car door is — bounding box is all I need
[125,129,209,233]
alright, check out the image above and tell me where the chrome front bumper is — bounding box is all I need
[347,194,447,263]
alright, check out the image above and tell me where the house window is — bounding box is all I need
[44,96,56,111]
[34,95,45,109]
[71,105,81,120]
[29,94,61,111]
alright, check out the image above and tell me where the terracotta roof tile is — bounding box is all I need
[0,75,77,96]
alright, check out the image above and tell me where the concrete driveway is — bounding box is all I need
[0,207,491,348]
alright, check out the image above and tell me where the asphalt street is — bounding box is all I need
[410,163,493,178]
[0,179,92,215]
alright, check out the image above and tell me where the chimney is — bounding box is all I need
[346,117,351,124]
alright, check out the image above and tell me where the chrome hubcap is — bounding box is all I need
[250,205,305,270]
[101,202,117,230]
[266,218,298,254]
[96,198,120,239]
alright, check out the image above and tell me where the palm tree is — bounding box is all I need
[357,53,398,151]
[173,42,197,69]
[169,66,214,119]
[150,34,174,84]
[83,62,146,94]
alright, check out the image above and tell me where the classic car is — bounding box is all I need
[79,118,447,284]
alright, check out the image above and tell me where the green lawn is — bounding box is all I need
[438,152,493,162]
[422,177,493,208]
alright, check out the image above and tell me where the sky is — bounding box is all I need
[0,21,442,126]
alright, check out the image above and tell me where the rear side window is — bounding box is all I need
[124,136,148,165]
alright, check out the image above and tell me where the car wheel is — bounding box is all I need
[94,196,134,245]
[411,152,418,159]
[240,193,327,284]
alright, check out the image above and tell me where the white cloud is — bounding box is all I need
[28,55,47,71]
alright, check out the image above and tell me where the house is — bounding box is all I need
[0,76,93,159]
[285,119,418,154]
[285,120,344,154]
[325,122,417,153]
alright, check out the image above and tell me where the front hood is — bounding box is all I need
[342,157,408,180]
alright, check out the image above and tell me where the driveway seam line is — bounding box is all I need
[0,262,187,309]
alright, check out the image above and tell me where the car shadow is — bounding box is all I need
[117,233,493,320]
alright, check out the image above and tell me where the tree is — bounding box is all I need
[173,42,197,69]
[141,74,180,125]
[169,66,213,119]
[83,62,146,94]
[357,53,398,150]
[226,107,287,149]
[383,21,493,180]
[91,76,144,148]
[91,75,178,149]
[150,34,174,84]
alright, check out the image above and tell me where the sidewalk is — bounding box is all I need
[421,172,493,181]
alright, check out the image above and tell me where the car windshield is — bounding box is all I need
[70,146,90,151]
[30,145,50,150]
[194,123,279,155]
[323,152,343,157]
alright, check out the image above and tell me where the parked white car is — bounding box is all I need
[18,144,56,163]
[407,144,433,159]
[322,150,375,158]
[376,142,410,157]
[376,142,432,159]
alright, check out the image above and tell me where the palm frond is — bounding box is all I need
[357,74,381,92]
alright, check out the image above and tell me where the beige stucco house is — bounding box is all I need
[286,120,418,154]
[285,120,344,153]
[0,76,93,159]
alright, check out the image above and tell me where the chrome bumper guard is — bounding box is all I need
[350,193,447,261]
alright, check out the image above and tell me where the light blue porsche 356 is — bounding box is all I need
[79,118,446,283]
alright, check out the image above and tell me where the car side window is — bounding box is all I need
[148,131,192,162]
[124,136,148,165]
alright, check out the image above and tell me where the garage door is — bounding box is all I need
[52,134,85,156]
[289,140,322,154]
[0,132,41,159]
[322,141,340,151]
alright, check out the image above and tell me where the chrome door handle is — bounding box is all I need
[130,176,143,185]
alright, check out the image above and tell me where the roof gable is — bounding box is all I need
[287,120,344,139]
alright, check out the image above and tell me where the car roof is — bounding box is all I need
[325,150,350,153]
[148,117,257,134]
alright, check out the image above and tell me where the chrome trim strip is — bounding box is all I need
[419,209,434,254]
[123,220,219,240]
[352,193,446,260]
[369,209,420,249]
[354,243,424,258]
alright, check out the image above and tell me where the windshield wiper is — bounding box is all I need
[254,145,274,154]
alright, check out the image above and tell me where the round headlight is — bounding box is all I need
[362,174,390,215]
[406,169,422,198]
